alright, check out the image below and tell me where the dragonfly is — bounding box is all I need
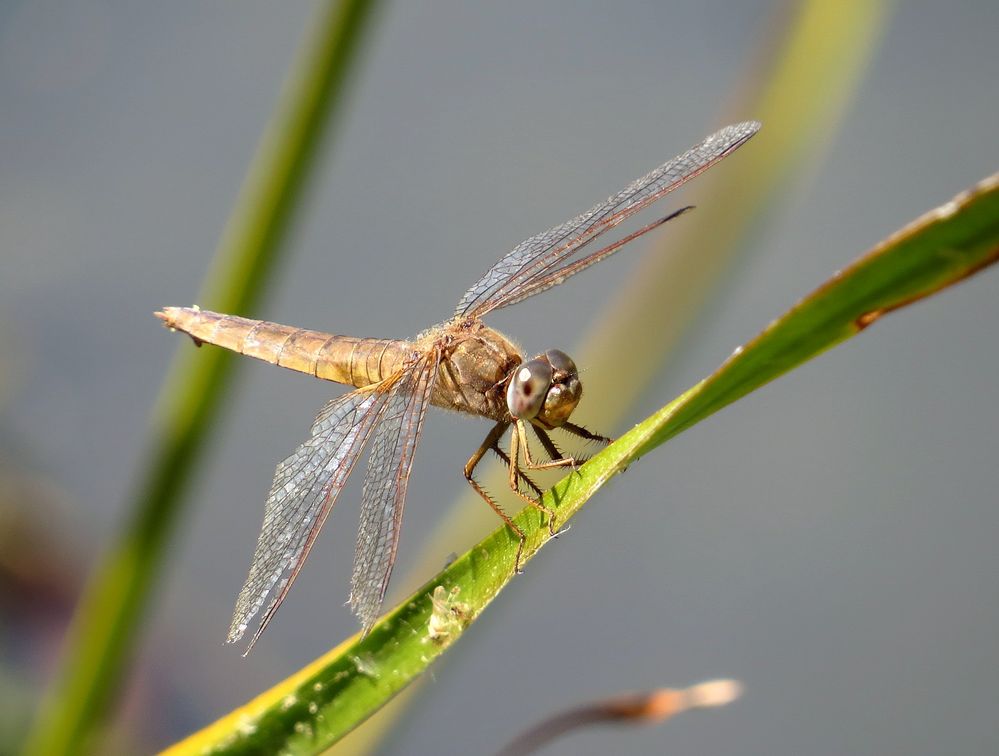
[157,121,760,652]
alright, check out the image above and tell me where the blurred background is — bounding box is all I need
[2,1,999,754]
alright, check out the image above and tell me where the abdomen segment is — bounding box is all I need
[155,306,411,388]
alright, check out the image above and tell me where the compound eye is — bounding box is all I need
[545,349,577,377]
[506,359,553,420]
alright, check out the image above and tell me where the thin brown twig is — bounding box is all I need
[495,679,743,756]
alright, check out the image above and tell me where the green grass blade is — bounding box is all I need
[162,171,999,755]
[22,2,382,754]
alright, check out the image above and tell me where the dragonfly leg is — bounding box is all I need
[531,425,565,463]
[509,421,560,537]
[555,422,614,469]
[560,421,612,445]
[517,420,577,471]
[533,425,588,477]
[490,444,544,499]
[464,421,527,572]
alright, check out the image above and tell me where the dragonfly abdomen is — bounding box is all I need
[155,307,411,388]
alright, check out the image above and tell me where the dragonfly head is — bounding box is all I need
[506,349,581,429]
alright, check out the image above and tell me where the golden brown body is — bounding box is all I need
[155,306,522,422]
[156,123,759,649]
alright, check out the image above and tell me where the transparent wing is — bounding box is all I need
[350,349,440,631]
[227,379,399,653]
[490,205,693,311]
[455,121,760,318]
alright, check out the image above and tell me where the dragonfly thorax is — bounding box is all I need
[506,349,581,429]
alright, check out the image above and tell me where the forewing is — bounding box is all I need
[491,205,693,311]
[455,121,760,317]
[227,380,397,653]
[349,349,440,631]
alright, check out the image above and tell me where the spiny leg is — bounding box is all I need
[531,425,565,465]
[533,421,614,466]
[509,421,562,537]
[490,445,544,499]
[556,421,614,466]
[464,421,527,572]
[561,421,612,445]
[528,426,582,537]
[516,419,577,472]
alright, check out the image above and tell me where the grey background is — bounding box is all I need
[2,1,999,754]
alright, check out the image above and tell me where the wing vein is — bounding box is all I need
[227,379,399,653]
[454,122,759,317]
[350,349,440,631]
